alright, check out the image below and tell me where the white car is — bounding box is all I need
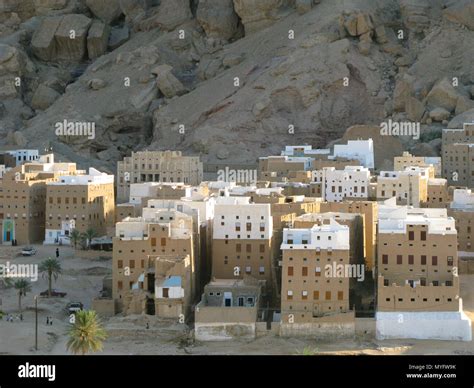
[21,247,37,256]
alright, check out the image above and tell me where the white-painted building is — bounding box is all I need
[5,149,39,165]
[281,145,331,158]
[332,139,375,169]
[281,219,350,250]
[450,189,474,210]
[318,166,370,202]
[128,182,193,204]
[50,167,114,185]
[116,210,193,240]
[213,197,273,240]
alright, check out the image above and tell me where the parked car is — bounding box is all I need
[21,247,37,256]
[66,302,84,315]
[40,289,67,297]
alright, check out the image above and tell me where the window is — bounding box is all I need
[245,266,251,274]
[259,266,265,275]
[408,231,414,241]
[236,244,241,253]
[287,290,293,300]
[151,237,156,247]
[421,255,427,265]
[382,254,388,264]
[420,231,426,241]
[338,291,343,301]
[259,244,265,253]
[235,222,241,231]
[408,255,414,265]
[302,267,308,276]
[287,266,294,276]
[302,291,308,300]
[397,255,402,265]
[117,281,123,290]
[432,256,438,266]
[313,291,319,300]
[447,256,453,266]
[325,291,331,300]
[315,267,321,277]
[118,260,123,269]
[129,260,135,269]
[161,238,166,246]
[246,223,251,231]
[246,244,251,253]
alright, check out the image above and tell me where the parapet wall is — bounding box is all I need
[376,311,472,341]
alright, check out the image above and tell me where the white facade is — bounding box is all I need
[451,189,474,210]
[281,219,350,250]
[376,311,472,341]
[48,167,114,186]
[213,197,273,240]
[6,149,39,165]
[281,145,331,157]
[147,197,215,227]
[332,139,375,169]
[116,210,193,240]
[378,200,456,235]
[319,166,370,202]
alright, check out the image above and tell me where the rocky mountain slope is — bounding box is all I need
[1,0,474,172]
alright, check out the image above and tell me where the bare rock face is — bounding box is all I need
[86,0,122,24]
[33,0,68,15]
[32,14,92,62]
[295,0,313,15]
[119,0,150,22]
[153,64,186,98]
[31,84,61,110]
[429,107,450,122]
[399,0,431,34]
[393,74,415,112]
[342,12,374,37]
[0,44,34,99]
[55,14,92,62]
[0,0,35,21]
[405,96,425,121]
[455,95,474,115]
[31,16,63,62]
[87,20,110,59]
[425,78,462,112]
[139,0,192,32]
[443,0,474,31]
[448,108,474,129]
[13,131,28,146]
[233,0,283,34]
[196,0,240,41]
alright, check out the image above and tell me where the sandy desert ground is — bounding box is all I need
[0,244,473,356]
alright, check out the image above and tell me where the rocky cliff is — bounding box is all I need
[1,0,474,172]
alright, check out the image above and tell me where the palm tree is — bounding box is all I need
[66,310,107,355]
[82,228,97,250]
[70,229,81,249]
[14,279,31,314]
[39,257,62,298]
